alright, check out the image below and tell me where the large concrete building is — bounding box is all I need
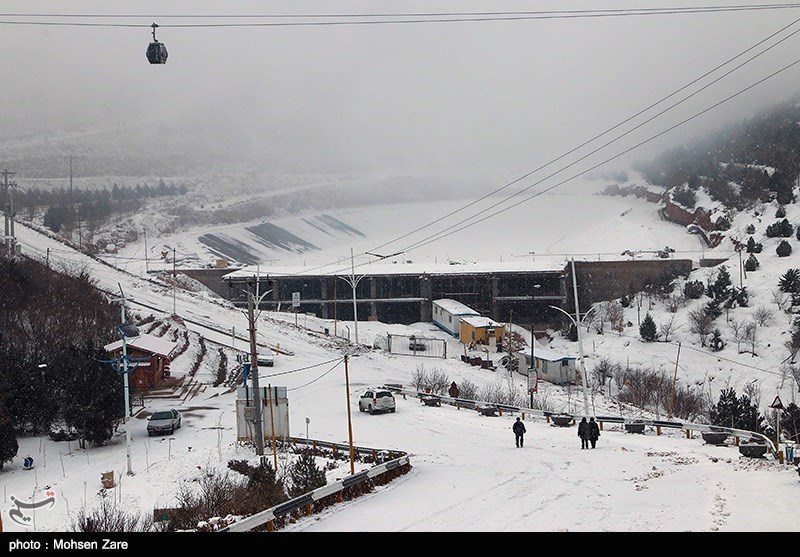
[215,258,692,331]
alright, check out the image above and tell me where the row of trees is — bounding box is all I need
[17,180,189,236]
[0,257,123,469]
[633,95,800,208]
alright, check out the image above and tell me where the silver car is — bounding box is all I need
[147,409,182,436]
[358,389,396,415]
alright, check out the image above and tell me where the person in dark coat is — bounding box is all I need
[588,417,600,448]
[577,417,589,449]
[448,381,459,398]
[512,417,526,448]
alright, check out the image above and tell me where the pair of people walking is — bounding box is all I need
[578,417,600,449]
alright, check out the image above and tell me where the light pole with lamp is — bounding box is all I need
[549,304,595,418]
[529,284,541,408]
[338,248,364,346]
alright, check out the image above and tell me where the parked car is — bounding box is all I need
[359,388,396,414]
[147,409,182,436]
[408,340,426,351]
[256,348,275,367]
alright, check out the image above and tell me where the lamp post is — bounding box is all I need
[114,286,135,476]
[530,284,541,408]
[549,304,595,418]
[338,248,364,345]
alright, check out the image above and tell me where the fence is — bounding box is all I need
[386,334,447,359]
[220,437,411,532]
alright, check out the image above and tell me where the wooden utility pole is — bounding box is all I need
[143,230,149,273]
[333,278,337,336]
[668,342,682,418]
[267,384,278,470]
[344,355,355,474]
[172,247,177,316]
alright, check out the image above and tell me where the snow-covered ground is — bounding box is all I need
[4,182,800,533]
[100,173,714,275]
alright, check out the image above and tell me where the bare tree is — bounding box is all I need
[745,321,758,356]
[658,315,679,342]
[753,307,774,326]
[665,294,684,313]
[606,301,625,336]
[688,308,714,347]
[772,289,790,312]
[729,318,748,353]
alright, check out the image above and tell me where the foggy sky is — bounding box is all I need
[2,0,800,178]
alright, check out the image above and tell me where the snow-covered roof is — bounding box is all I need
[460,316,503,329]
[532,346,576,362]
[222,260,565,281]
[104,333,178,358]
[433,298,480,316]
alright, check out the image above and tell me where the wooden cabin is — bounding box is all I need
[104,333,178,390]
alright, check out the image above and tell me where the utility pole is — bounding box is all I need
[571,259,591,418]
[344,354,355,474]
[333,277,337,337]
[668,342,682,419]
[143,230,149,273]
[247,281,265,456]
[530,284,540,408]
[267,384,277,470]
[2,170,15,257]
[172,247,177,316]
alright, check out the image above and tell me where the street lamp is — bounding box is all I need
[530,284,541,408]
[338,248,364,345]
[549,304,596,418]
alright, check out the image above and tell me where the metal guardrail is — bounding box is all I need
[387,385,778,454]
[220,437,410,532]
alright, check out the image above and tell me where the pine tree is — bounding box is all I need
[62,344,124,448]
[709,266,732,301]
[776,240,792,257]
[639,313,658,342]
[778,269,800,294]
[710,329,725,352]
[710,388,738,428]
[745,254,759,272]
[288,453,327,497]
[780,403,800,443]
[684,280,705,299]
[746,236,762,254]
[704,299,722,320]
[0,395,18,471]
[710,388,764,431]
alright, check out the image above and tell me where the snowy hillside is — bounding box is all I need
[4,174,800,532]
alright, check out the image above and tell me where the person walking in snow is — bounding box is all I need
[448,381,460,398]
[512,417,526,448]
[588,417,600,449]
[578,417,590,449]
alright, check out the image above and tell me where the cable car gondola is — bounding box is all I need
[146,23,167,64]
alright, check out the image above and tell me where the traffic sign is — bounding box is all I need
[770,395,784,410]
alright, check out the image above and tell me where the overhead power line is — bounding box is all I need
[1,3,800,27]
[286,16,800,278]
